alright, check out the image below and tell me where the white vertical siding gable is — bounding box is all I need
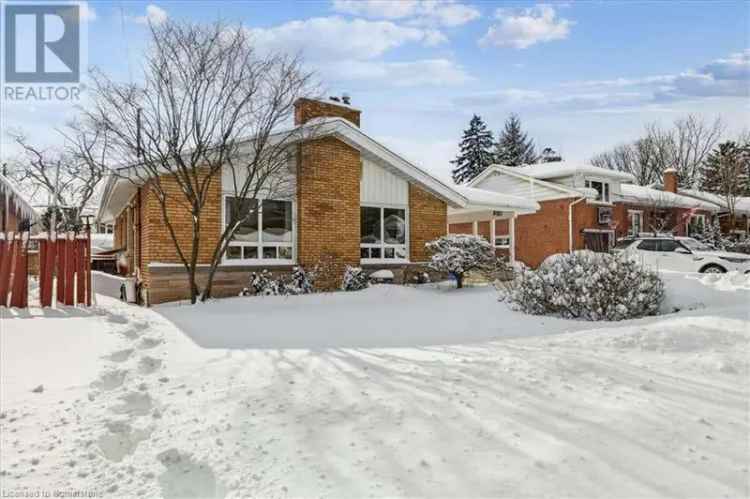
[361,159,408,205]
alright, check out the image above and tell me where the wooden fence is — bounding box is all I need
[0,232,91,308]
[0,233,29,307]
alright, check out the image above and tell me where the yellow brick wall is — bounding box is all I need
[409,184,447,262]
[296,137,361,288]
[137,173,221,289]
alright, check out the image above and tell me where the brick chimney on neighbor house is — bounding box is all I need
[294,97,361,127]
[663,168,678,193]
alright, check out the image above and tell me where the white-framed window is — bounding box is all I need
[360,205,408,262]
[628,210,643,236]
[223,195,294,264]
[585,179,611,203]
[687,214,706,236]
[494,235,510,248]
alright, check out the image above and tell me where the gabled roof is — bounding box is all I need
[0,174,39,221]
[452,185,539,213]
[510,161,635,182]
[98,117,532,222]
[617,184,720,211]
[679,188,750,215]
[468,165,598,201]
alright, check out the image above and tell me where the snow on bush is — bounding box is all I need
[285,266,314,295]
[426,234,499,288]
[341,266,369,291]
[242,267,315,296]
[508,251,665,321]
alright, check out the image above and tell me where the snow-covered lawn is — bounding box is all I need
[1,273,748,498]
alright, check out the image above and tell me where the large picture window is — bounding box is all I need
[360,206,407,261]
[224,197,293,262]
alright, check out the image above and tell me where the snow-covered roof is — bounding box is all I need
[617,184,720,211]
[100,117,539,222]
[0,174,39,221]
[452,185,540,213]
[510,161,636,182]
[679,189,750,215]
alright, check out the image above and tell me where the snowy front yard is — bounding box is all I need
[1,274,748,498]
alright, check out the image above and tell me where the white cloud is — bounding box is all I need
[331,0,480,27]
[553,49,750,105]
[479,4,572,49]
[698,49,750,81]
[135,4,169,26]
[247,16,445,61]
[323,59,473,86]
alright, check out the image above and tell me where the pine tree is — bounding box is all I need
[701,141,750,229]
[451,115,495,184]
[697,218,729,250]
[495,114,537,166]
[539,147,562,163]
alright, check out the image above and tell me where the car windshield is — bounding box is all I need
[680,238,712,251]
[613,239,634,250]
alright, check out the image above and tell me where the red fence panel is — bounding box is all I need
[10,239,27,308]
[64,235,75,305]
[56,238,65,304]
[76,239,86,305]
[0,232,92,308]
[0,238,12,307]
[39,239,55,307]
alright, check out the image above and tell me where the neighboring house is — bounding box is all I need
[677,188,750,239]
[448,163,719,268]
[0,174,38,232]
[97,98,538,304]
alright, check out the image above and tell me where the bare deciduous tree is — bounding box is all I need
[590,115,724,188]
[85,20,315,304]
[6,121,110,230]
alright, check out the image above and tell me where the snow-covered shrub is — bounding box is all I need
[246,270,281,296]
[696,218,731,250]
[426,234,499,288]
[341,266,369,291]
[508,251,664,321]
[242,267,315,296]
[284,266,314,295]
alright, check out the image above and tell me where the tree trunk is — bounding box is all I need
[455,273,464,289]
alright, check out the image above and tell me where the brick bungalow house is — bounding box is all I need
[0,173,38,233]
[676,188,750,239]
[448,163,719,268]
[97,98,538,304]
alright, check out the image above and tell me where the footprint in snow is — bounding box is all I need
[138,356,163,375]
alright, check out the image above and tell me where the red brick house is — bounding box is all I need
[448,163,720,268]
[97,98,537,304]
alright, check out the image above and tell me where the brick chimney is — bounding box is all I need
[663,168,678,193]
[294,97,361,127]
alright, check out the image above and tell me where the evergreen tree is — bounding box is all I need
[539,147,562,163]
[495,114,537,166]
[696,218,729,250]
[701,141,750,229]
[451,115,495,183]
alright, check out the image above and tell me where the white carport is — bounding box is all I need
[448,185,539,263]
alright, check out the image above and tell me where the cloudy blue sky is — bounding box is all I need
[2,0,749,181]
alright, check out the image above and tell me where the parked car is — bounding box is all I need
[613,236,750,274]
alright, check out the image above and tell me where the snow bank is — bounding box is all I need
[1,281,748,498]
[660,271,750,313]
